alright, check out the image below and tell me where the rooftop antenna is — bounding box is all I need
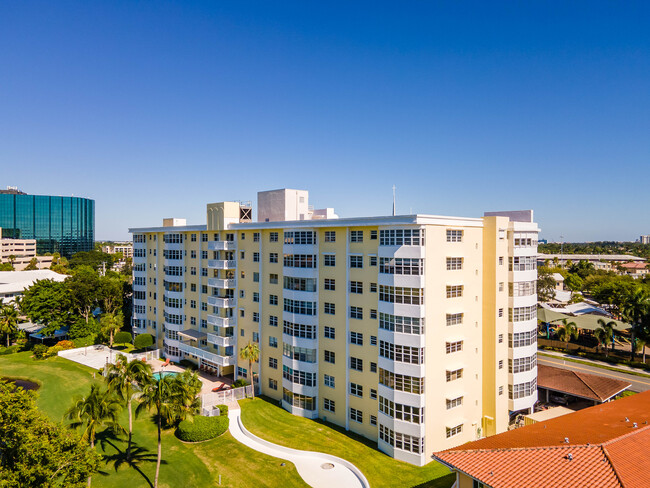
[392,185,396,216]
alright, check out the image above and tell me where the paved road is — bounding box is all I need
[538,354,650,392]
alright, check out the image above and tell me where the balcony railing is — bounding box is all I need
[207,296,237,308]
[207,315,237,327]
[207,259,237,270]
[177,343,235,367]
[207,278,237,289]
[207,333,236,347]
[208,241,237,251]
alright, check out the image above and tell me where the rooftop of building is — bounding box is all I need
[538,364,631,402]
[0,269,67,295]
[433,391,650,488]
[620,262,649,269]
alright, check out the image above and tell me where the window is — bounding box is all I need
[370,362,377,373]
[379,341,424,364]
[283,320,316,339]
[270,315,278,327]
[509,355,537,373]
[379,285,424,304]
[499,256,504,265]
[369,255,377,266]
[446,368,463,382]
[379,229,424,246]
[324,303,335,315]
[446,230,463,242]
[380,257,423,275]
[509,281,537,297]
[499,386,504,396]
[446,285,463,298]
[238,367,247,378]
[499,308,504,317]
[240,309,245,317]
[241,233,245,240]
[324,398,335,412]
[190,250,197,259]
[201,233,208,242]
[324,350,335,364]
[269,357,278,369]
[283,366,317,387]
[350,357,363,371]
[270,232,279,242]
[253,252,260,262]
[380,424,394,446]
[283,344,317,363]
[324,231,336,242]
[509,330,537,348]
[201,284,208,293]
[350,408,363,423]
[349,255,363,268]
[350,230,363,242]
[350,332,363,345]
[253,332,259,342]
[379,369,424,394]
[350,306,363,319]
[240,251,245,260]
[350,383,363,397]
[269,378,278,390]
[370,309,377,319]
[190,317,197,326]
[201,267,208,276]
[284,231,316,245]
[349,281,363,294]
[379,397,424,424]
[201,302,208,311]
[499,282,504,292]
[269,252,278,263]
[269,336,278,348]
[324,278,336,291]
[240,290,245,298]
[282,389,315,411]
[380,313,424,334]
[201,319,207,329]
[446,424,463,438]
[370,230,377,240]
[498,333,503,343]
[269,294,278,305]
[509,256,537,271]
[509,305,537,322]
[446,313,463,326]
[253,292,260,303]
[190,267,197,276]
[283,254,317,268]
[283,277,317,292]
[253,232,260,242]
[446,341,463,354]
[499,360,504,369]
[370,415,377,426]
[324,374,335,388]
[509,379,537,399]
[324,254,336,266]
[324,326,335,339]
[446,396,463,410]
[270,273,278,284]
[446,257,463,270]
[190,300,197,309]
[284,299,317,315]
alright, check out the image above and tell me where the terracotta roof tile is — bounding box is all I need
[538,364,631,402]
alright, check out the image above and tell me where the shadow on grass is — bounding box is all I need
[410,473,456,488]
[97,430,165,488]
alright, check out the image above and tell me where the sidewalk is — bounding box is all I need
[539,349,650,377]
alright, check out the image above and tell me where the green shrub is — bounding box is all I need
[32,344,50,360]
[232,379,248,388]
[133,333,154,350]
[179,359,198,370]
[176,415,229,442]
[0,345,20,356]
[114,331,132,345]
[216,404,228,416]
[73,335,97,348]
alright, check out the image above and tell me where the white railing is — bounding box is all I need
[207,315,236,327]
[57,345,160,364]
[207,259,237,269]
[178,343,234,366]
[207,333,236,347]
[201,385,254,410]
[208,241,237,251]
[207,296,237,308]
[207,278,237,289]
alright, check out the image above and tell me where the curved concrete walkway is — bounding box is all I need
[228,409,369,488]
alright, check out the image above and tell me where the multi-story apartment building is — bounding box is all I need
[0,227,53,270]
[129,189,539,466]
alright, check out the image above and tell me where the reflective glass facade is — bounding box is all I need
[0,194,94,257]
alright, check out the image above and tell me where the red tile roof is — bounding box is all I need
[620,262,648,269]
[538,364,631,402]
[433,391,650,488]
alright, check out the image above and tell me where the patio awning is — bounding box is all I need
[30,328,68,340]
[178,329,207,341]
[537,307,570,324]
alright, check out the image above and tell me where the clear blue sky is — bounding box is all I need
[1,1,649,242]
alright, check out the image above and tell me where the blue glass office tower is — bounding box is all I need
[0,193,95,257]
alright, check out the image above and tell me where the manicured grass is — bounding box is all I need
[240,396,455,488]
[0,352,308,488]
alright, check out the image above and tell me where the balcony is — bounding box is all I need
[208,241,237,251]
[208,278,237,289]
[207,315,237,327]
[207,259,237,270]
[207,296,237,308]
[177,342,235,367]
[207,333,236,347]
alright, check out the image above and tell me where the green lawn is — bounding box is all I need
[240,396,455,488]
[0,352,307,488]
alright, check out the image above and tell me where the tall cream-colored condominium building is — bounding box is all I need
[129,189,539,466]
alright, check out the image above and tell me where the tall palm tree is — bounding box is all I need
[596,318,617,356]
[556,318,578,352]
[0,303,19,347]
[239,341,260,398]
[136,373,199,488]
[620,286,650,360]
[105,354,152,461]
[65,384,124,487]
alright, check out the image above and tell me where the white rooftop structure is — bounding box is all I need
[0,270,67,303]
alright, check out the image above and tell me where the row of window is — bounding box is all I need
[379,396,424,424]
[379,313,424,334]
[282,365,317,387]
[509,330,537,348]
[379,425,424,454]
[509,305,537,322]
[509,379,537,399]
[379,285,424,305]
[509,354,537,374]
[379,341,424,364]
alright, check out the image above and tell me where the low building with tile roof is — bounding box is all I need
[433,390,650,488]
[538,364,631,405]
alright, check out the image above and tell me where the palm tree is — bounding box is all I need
[239,341,260,398]
[105,354,152,461]
[596,318,617,356]
[620,286,650,360]
[100,312,123,347]
[556,318,579,352]
[0,303,19,347]
[136,373,200,488]
[66,384,124,487]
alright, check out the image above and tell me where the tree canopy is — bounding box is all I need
[20,279,75,335]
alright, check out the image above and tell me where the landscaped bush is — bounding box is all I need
[232,379,248,388]
[0,345,20,356]
[179,359,198,370]
[133,333,154,350]
[216,404,228,416]
[176,415,229,442]
[73,335,97,348]
[32,344,50,360]
[56,340,75,350]
[114,331,132,345]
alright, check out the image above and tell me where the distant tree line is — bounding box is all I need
[539,241,650,259]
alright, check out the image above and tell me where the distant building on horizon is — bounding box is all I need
[640,235,650,244]
[0,187,94,258]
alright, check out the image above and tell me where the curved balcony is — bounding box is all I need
[377,273,425,289]
[377,356,425,378]
[509,390,538,412]
[282,333,318,350]
[377,246,425,259]
[207,296,236,308]
[177,342,235,366]
[163,241,183,251]
[282,377,318,398]
[281,400,318,419]
[377,328,425,348]
[282,355,318,374]
[378,300,425,319]
[207,259,236,270]
[377,411,426,439]
[208,240,237,251]
[282,266,318,279]
[207,333,236,347]
[377,384,425,408]
[208,278,237,289]
[207,315,237,328]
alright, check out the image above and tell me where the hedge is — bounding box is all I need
[114,331,132,345]
[216,404,228,416]
[176,415,229,443]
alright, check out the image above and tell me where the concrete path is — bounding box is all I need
[228,408,369,488]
